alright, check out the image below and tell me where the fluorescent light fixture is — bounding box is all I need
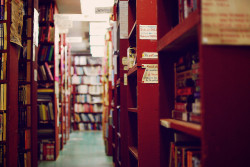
[90,46,105,57]
[66,37,83,43]
[90,35,105,45]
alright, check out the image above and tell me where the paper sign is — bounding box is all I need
[119,1,128,39]
[95,7,113,14]
[202,0,250,45]
[142,64,158,83]
[124,66,128,70]
[34,69,37,81]
[124,73,127,85]
[139,25,157,40]
[33,9,39,46]
[122,57,128,65]
[142,52,158,59]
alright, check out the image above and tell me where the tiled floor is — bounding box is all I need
[39,131,113,167]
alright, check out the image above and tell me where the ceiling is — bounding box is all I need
[56,0,90,53]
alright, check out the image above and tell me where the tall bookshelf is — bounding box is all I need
[57,33,71,150]
[126,0,160,166]
[157,0,250,167]
[18,0,38,166]
[0,0,19,166]
[71,55,103,131]
[37,0,59,161]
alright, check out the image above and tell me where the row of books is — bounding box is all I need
[38,45,54,62]
[18,152,31,167]
[75,113,102,123]
[78,123,102,131]
[74,66,102,76]
[74,103,103,113]
[39,3,54,22]
[0,112,6,141]
[75,85,103,94]
[179,0,197,23]
[18,85,31,105]
[0,84,6,110]
[38,63,54,81]
[75,95,102,104]
[73,56,102,66]
[72,75,101,85]
[172,51,201,124]
[38,102,54,121]
[18,129,31,150]
[39,26,54,43]
[0,53,7,80]
[0,23,6,50]
[39,140,55,161]
[18,107,31,128]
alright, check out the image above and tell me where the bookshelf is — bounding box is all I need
[57,33,71,150]
[18,0,38,166]
[71,54,103,131]
[0,0,20,166]
[125,0,160,166]
[157,0,250,167]
[37,0,59,161]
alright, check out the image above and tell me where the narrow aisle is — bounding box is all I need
[39,131,113,167]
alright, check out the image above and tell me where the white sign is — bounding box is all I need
[33,9,39,46]
[95,7,113,14]
[142,52,158,59]
[34,69,37,81]
[142,64,158,83]
[119,1,128,39]
[139,25,157,40]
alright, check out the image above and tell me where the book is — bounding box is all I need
[44,62,54,80]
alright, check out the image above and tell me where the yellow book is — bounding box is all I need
[2,53,7,80]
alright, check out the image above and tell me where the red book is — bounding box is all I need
[44,62,54,80]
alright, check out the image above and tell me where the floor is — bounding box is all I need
[39,131,113,167]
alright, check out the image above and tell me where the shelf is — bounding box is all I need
[127,64,137,77]
[75,112,102,114]
[38,120,55,124]
[0,80,7,84]
[158,10,200,52]
[128,108,138,113]
[75,121,102,124]
[74,64,102,67]
[74,102,103,105]
[38,80,54,84]
[37,99,53,103]
[18,81,31,85]
[19,59,32,63]
[39,41,54,45]
[128,146,138,160]
[72,84,102,86]
[160,119,201,138]
[128,21,136,39]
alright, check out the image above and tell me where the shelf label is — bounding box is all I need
[139,25,157,40]
[124,73,127,85]
[202,0,250,45]
[142,64,158,83]
[142,52,158,59]
[119,1,128,39]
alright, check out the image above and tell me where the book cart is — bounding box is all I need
[157,0,250,167]
[37,0,59,161]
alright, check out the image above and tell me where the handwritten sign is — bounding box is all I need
[122,57,128,65]
[124,73,127,85]
[202,0,250,45]
[142,52,158,59]
[139,25,157,40]
[142,64,158,83]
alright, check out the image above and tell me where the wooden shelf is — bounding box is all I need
[128,146,138,160]
[127,64,137,77]
[18,81,31,85]
[38,80,54,84]
[128,108,138,113]
[158,10,200,52]
[0,80,7,84]
[75,112,102,114]
[129,21,136,39]
[160,119,201,138]
[75,121,102,124]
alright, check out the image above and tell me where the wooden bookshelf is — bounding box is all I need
[37,0,59,162]
[71,54,103,131]
[157,1,250,167]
